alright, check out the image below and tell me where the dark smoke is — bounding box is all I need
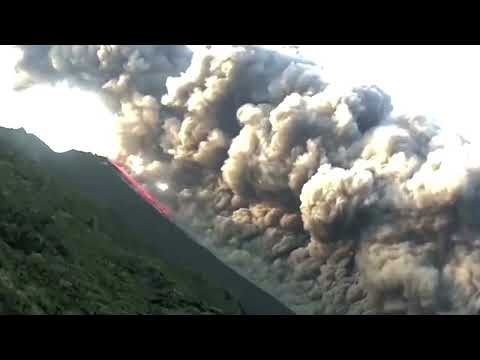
[14,45,480,314]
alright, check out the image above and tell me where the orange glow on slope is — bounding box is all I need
[109,159,172,219]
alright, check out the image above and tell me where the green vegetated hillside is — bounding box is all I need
[0,130,242,315]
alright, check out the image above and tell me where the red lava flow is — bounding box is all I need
[108,159,172,219]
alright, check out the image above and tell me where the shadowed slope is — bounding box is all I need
[0,126,294,315]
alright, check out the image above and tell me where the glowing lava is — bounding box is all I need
[108,159,172,219]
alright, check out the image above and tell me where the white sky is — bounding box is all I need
[0,46,117,155]
[1,45,480,154]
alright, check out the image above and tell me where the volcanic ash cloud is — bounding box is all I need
[15,45,480,314]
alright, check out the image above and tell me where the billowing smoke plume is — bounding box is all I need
[15,45,480,314]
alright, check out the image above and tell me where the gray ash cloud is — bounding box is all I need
[15,45,480,314]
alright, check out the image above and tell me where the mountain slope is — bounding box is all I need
[0,132,243,314]
[0,126,294,315]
